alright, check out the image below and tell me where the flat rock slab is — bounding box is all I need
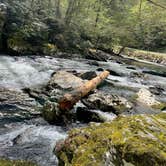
[0,88,38,125]
[48,71,84,90]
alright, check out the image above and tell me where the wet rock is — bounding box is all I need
[82,91,132,114]
[47,71,84,90]
[130,71,146,79]
[49,88,64,102]
[106,69,121,76]
[42,100,73,125]
[76,103,105,123]
[149,86,165,95]
[42,101,60,124]
[97,68,104,71]
[137,88,160,106]
[87,60,100,66]
[126,66,136,70]
[143,70,166,78]
[0,88,39,125]
[79,71,97,80]
[86,49,110,61]
[43,71,86,124]
[56,113,166,166]
[23,87,48,105]
[0,89,37,110]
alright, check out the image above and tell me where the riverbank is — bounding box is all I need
[115,47,166,65]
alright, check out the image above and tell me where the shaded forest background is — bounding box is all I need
[0,0,166,55]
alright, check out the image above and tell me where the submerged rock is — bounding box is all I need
[82,91,132,114]
[149,86,165,95]
[56,113,166,166]
[143,70,166,78]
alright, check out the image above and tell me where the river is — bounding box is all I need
[0,55,165,165]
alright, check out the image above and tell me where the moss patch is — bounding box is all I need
[0,159,37,166]
[152,102,166,111]
[56,113,166,166]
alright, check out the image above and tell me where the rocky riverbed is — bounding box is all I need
[0,54,166,166]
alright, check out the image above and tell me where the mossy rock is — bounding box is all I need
[7,34,32,53]
[0,159,37,166]
[152,102,166,111]
[56,113,166,166]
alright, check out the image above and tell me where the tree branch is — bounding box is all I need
[147,0,166,9]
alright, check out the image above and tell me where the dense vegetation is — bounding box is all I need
[0,0,166,55]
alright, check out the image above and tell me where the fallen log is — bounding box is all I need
[59,70,110,111]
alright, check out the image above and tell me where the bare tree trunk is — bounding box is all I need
[65,0,75,25]
[139,0,145,45]
[56,0,61,18]
[59,71,110,111]
[94,0,102,51]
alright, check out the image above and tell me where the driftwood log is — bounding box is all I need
[59,70,110,111]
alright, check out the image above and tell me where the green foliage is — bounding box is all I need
[0,0,166,54]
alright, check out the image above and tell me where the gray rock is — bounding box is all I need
[79,71,97,80]
[137,88,160,106]
[0,88,39,125]
[42,100,73,125]
[86,49,110,61]
[82,91,132,114]
[48,71,84,90]
[75,103,105,123]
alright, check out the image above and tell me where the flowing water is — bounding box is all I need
[0,55,165,165]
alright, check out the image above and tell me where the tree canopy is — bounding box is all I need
[0,0,166,54]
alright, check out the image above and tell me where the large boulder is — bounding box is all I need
[48,71,84,91]
[43,71,84,124]
[56,113,166,166]
[82,91,132,114]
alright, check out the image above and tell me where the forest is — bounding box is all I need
[0,1,166,166]
[0,0,166,55]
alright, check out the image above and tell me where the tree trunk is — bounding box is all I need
[56,0,61,18]
[65,0,75,25]
[59,70,110,111]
